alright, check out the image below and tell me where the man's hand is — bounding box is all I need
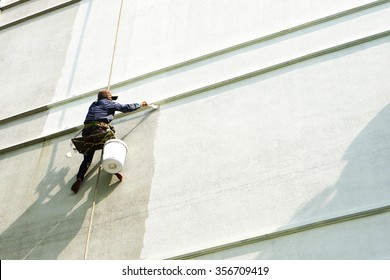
[141,101,148,107]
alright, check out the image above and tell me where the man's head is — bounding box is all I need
[98,89,118,101]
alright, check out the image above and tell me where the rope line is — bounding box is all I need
[84,0,125,260]
[84,153,104,260]
[107,0,125,90]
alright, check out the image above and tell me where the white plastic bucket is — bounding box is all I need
[102,139,128,174]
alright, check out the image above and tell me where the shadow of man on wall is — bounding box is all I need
[0,158,104,259]
[256,103,390,259]
[291,103,390,223]
[0,109,158,259]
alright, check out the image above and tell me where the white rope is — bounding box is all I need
[107,0,125,90]
[84,0,125,260]
[84,153,104,260]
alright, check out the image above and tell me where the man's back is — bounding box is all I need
[84,99,141,124]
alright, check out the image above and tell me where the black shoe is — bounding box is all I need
[115,173,123,182]
[71,178,82,194]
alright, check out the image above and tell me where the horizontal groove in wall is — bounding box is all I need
[0,126,82,155]
[0,0,81,30]
[1,0,388,125]
[0,29,389,155]
[111,0,390,89]
[0,0,30,11]
[155,30,390,106]
[165,203,390,260]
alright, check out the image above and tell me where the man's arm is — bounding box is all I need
[111,101,148,113]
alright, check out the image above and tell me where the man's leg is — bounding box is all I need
[71,150,95,194]
[115,173,123,182]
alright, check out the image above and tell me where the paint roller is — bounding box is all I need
[148,103,160,110]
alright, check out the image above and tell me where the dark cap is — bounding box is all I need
[98,89,118,101]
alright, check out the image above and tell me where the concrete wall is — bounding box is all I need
[1,0,390,259]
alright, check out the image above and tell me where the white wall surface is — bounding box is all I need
[3,1,390,149]
[192,212,390,260]
[139,40,390,258]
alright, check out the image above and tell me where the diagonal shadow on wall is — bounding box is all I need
[257,103,390,259]
[0,109,159,259]
[0,148,97,259]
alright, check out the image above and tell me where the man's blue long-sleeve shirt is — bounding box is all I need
[84,99,141,124]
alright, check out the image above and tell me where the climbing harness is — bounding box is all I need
[71,122,116,154]
[71,129,115,154]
